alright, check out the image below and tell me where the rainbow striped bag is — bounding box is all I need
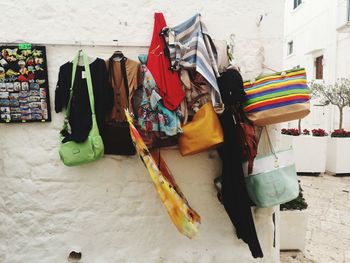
[243,69,311,126]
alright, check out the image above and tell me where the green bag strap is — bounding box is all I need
[82,51,96,115]
[62,50,97,133]
[62,52,79,131]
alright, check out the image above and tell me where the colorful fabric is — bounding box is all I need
[147,12,185,111]
[0,45,51,123]
[125,109,200,238]
[243,69,310,113]
[138,55,182,136]
[162,13,222,107]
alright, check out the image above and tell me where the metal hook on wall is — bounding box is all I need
[226,33,236,62]
[257,13,268,27]
[257,14,264,27]
[74,40,83,50]
[229,34,236,50]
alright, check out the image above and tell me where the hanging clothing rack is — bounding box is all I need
[0,37,283,49]
[0,39,149,48]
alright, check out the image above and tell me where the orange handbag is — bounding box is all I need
[179,101,224,156]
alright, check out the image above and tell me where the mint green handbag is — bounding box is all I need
[243,129,299,208]
[59,51,104,166]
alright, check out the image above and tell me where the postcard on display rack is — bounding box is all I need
[0,44,51,123]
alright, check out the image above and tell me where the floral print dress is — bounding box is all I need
[137,54,182,136]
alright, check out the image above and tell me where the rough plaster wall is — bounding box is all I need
[0,1,283,262]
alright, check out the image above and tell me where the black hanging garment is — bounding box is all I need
[55,58,113,143]
[217,69,263,258]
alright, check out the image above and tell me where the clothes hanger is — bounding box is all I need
[80,53,97,65]
[76,49,84,66]
[109,39,127,62]
[110,50,126,62]
[76,54,96,65]
[71,43,96,65]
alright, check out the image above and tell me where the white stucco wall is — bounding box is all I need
[0,1,284,262]
[283,0,350,131]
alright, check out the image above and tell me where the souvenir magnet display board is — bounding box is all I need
[0,45,51,123]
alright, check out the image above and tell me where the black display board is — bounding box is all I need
[0,45,51,123]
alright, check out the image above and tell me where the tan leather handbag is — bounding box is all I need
[179,100,224,156]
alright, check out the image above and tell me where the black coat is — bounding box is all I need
[217,69,263,258]
[55,58,113,143]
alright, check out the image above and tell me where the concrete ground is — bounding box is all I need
[281,174,350,263]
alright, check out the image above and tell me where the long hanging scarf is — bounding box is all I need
[162,13,222,108]
[125,110,200,238]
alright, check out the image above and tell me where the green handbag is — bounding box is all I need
[59,50,104,166]
[243,128,299,208]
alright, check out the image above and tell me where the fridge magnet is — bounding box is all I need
[0,44,51,123]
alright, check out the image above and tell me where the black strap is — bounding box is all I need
[108,55,129,100]
[120,58,129,99]
[159,28,174,71]
[108,56,130,121]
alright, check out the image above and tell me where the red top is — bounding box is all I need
[147,12,185,110]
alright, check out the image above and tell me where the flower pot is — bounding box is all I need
[279,135,328,173]
[326,137,350,174]
[280,210,308,251]
[293,136,327,173]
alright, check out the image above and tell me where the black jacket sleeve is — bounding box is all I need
[103,62,114,112]
[92,59,114,137]
[55,63,71,113]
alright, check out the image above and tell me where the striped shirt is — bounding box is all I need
[163,14,222,107]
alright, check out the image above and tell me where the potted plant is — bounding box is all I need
[310,79,350,174]
[326,129,350,174]
[311,79,350,130]
[279,128,328,174]
[280,182,308,251]
[279,128,303,150]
